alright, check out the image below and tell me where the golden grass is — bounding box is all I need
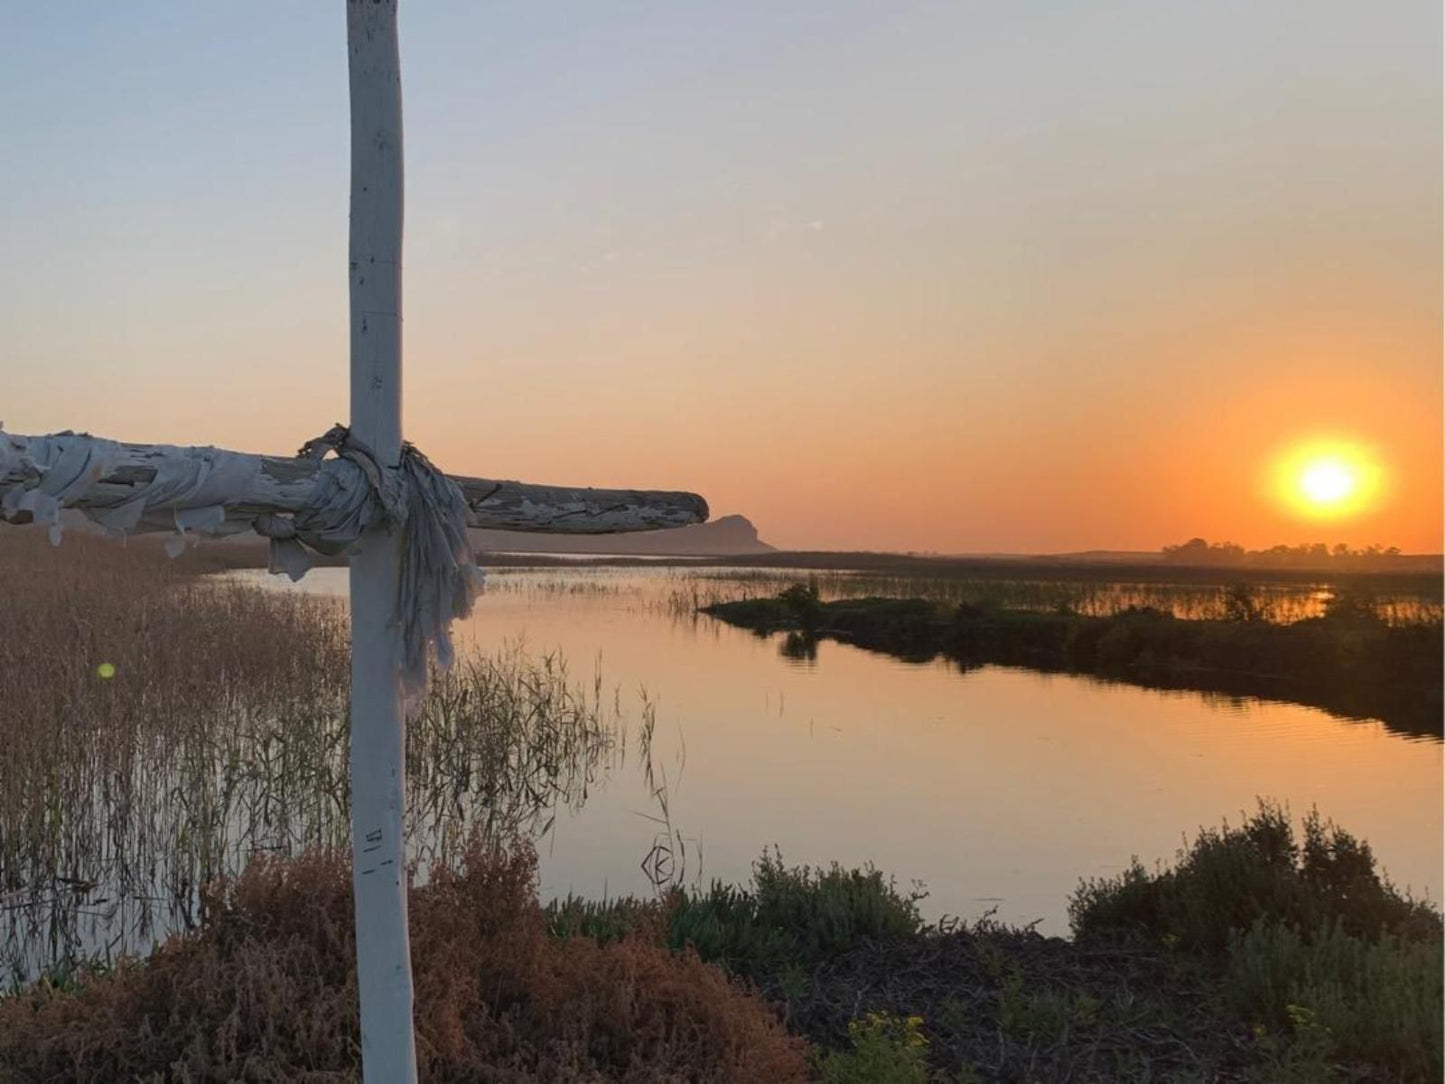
[0,528,623,986]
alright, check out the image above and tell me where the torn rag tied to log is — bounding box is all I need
[0,425,481,702]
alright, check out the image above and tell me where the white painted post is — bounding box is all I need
[2,15,709,1075]
[346,2,417,1081]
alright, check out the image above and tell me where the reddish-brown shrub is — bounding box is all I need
[0,844,811,1082]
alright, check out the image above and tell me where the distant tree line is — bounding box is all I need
[1162,537,1404,568]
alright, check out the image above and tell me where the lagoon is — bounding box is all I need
[251,565,1444,935]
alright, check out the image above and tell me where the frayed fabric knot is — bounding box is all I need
[1,424,483,707]
[278,425,483,705]
[395,442,485,699]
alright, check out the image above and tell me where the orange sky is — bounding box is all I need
[3,3,1440,553]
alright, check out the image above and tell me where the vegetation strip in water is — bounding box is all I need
[702,585,1444,738]
[2,805,1438,1082]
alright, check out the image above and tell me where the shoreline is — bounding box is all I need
[702,592,1444,740]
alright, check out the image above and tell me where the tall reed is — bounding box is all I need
[0,529,625,985]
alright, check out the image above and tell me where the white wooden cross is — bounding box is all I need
[0,4,706,1080]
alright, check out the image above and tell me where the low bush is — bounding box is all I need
[550,848,925,981]
[1070,801,1443,1080]
[1227,918,1442,1079]
[1069,800,1439,955]
[0,844,810,1083]
[669,849,925,978]
[5,790,1436,1081]
[816,1011,931,1084]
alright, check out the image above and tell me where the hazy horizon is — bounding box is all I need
[3,2,1440,553]
[476,511,1445,559]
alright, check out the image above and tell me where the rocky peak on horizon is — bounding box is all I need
[470,513,773,556]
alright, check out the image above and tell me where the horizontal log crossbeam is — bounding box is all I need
[0,430,708,536]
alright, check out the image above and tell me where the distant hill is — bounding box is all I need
[1047,550,1163,564]
[471,514,774,557]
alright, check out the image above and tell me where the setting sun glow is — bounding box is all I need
[1274,442,1383,521]
[1300,461,1356,505]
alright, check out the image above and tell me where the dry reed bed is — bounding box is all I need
[0,530,624,987]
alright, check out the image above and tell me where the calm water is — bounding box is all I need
[253,565,1443,935]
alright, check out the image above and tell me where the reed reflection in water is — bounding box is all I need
[0,533,657,986]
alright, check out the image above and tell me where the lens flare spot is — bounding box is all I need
[96,662,116,680]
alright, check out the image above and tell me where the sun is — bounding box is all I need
[1273,440,1382,520]
[1299,460,1356,505]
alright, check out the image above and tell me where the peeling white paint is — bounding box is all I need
[0,429,708,542]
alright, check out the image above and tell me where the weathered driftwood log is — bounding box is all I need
[0,429,709,535]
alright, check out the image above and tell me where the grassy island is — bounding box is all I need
[703,586,1443,738]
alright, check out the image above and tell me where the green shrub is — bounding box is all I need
[817,1011,930,1084]
[546,892,661,943]
[545,849,925,980]
[1069,800,1439,956]
[1071,802,1443,1079]
[779,579,824,632]
[668,848,926,977]
[1227,919,1442,1080]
